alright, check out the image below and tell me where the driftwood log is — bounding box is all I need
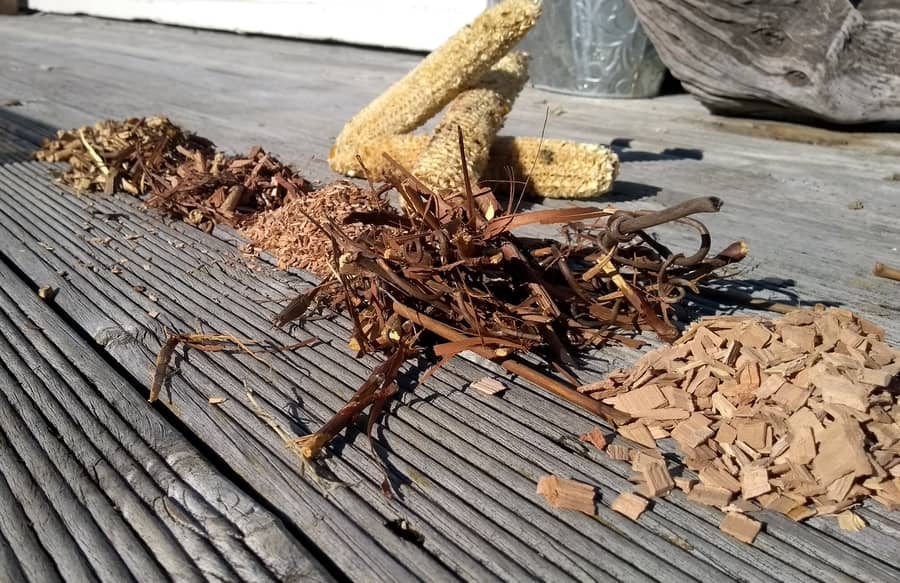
[630,0,900,124]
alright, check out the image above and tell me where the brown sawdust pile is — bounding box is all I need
[239,180,388,278]
[580,305,899,532]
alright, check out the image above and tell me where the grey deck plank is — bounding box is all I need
[0,467,63,583]
[0,11,898,583]
[0,193,332,580]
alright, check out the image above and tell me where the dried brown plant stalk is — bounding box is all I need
[276,148,747,461]
[149,331,315,402]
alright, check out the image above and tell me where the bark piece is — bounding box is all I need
[579,428,608,450]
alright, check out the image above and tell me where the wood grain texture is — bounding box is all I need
[0,215,332,580]
[630,0,900,124]
[0,13,898,582]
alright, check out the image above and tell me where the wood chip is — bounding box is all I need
[688,484,733,507]
[700,463,742,493]
[662,386,694,411]
[780,325,816,352]
[712,393,737,418]
[812,421,872,485]
[606,444,632,461]
[671,414,714,449]
[470,377,506,396]
[771,382,811,412]
[837,511,866,532]
[720,512,762,544]
[763,494,802,515]
[674,477,695,493]
[619,422,657,448]
[818,374,870,411]
[613,384,667,414]
[783,427,816,465]
[741,465,771,499]
[736,420,767,451]
[859,368,894,388]
[611,492,649,520]
[536,475,596,515]
[634,459,674,497]
[208,397,227,405]
[787,505,816,521]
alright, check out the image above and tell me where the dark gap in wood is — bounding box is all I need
[0,248,353,583]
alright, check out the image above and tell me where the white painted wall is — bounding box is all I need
[28,0,488,51]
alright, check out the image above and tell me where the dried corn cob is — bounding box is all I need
[350,135,619,199]
[329,0,542,174]
[413,52,529,193]
[483,137,619,199]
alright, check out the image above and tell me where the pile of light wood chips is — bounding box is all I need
[585,306,899,534]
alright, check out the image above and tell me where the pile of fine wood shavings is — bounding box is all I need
[240,180,387,277]
[577,306,899,537]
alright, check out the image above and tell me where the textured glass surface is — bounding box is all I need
[492,0,666,98]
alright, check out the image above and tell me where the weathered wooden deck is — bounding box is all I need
[0,12,899,583]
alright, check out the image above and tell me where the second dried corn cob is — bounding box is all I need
[413,52,530,193]
[329,0,542,174]
[350,135,620,199]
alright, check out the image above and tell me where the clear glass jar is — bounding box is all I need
[493,0,666,98]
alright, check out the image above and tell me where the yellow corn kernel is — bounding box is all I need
[329,0,541,174]
[349,135,619,199]
[413,52,529,192]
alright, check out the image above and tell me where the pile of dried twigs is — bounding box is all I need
[35,117,312,232]
[35,116,215,195]
[277,150,747,461]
